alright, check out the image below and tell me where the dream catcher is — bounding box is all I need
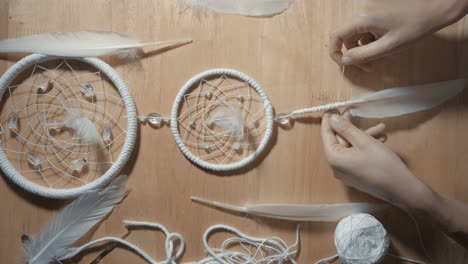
[0,54,137,199]
[143,69,466,172]
[0,31,191,199]
[0,31,465,199]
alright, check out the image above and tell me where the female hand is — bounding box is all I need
[321,111,433,210]
[329,0,468,69]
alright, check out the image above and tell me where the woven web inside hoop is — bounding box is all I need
[172,69,274,171]
[0,58,128,191]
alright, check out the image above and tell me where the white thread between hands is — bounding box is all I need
[199,224,299,264]
[0,54,137,199]
[171,69,274,171]
[274,66,361,121]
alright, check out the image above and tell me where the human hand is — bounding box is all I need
[321,111,433,210]
[329,0,468,69]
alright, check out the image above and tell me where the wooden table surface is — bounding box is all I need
[1,0,468,263]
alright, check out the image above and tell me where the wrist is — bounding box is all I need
[416,188,456,232]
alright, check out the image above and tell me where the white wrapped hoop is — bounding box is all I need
[171,69,274,171]
[0,54,137,199]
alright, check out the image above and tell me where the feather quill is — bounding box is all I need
[191,196,386,221]
[23,175,127,264]
[349,79,467,118]
[64,109,100,144]
[178,0,295,17]
[0,31,192,59]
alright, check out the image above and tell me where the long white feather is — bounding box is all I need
[349,79,467,118]
[23,175,127,264]
[178,0,295,17]
[64,109,100,145]
[0,31,192,59]
[191,196,386,221]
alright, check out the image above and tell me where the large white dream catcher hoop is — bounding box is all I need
[0,54,137,199]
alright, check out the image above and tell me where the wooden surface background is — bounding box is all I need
[1,0,468,263]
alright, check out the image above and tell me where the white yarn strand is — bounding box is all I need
[60,221,185,264]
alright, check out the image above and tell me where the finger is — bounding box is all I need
[365,123,386,138]
[342,111,352,120]
[355,63,373,72]
[336,134,349,146]
[321,113,344,155]
[342,35,397,65]
[344,35,360,51]
[329,20,369,66]
[377,134,388,143]
[329,114,369,147]
[336,111,352,146]
[359,32,376,46]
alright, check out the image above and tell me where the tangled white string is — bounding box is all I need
[61,221,185,264]
[60,222,299,264]
[0,54,137,199]
[198,224,299,264]
[171,69,274,171]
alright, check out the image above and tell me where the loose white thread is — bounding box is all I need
[198,224,299,264]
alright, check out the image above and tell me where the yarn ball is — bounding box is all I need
[334,213,389,264]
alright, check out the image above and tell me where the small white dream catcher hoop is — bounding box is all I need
[0,54,138,199]
[143,68,466,172]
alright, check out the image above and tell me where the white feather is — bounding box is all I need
[178,0,295,17]
[24,175,127,264]
[64,109,100,144]
[209,104,244,137]
[191,196,386,221]
[0,31,192,59]
[350,79,467,118]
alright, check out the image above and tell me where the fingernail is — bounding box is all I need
[331,114,342,123]
[341,56,352,65]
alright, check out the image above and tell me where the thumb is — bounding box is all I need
[341,35,397,65]
[329,114,368,147]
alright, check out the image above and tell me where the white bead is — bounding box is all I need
[69,158,88,174]
[37,78,53,94]
[101,124,113,144]
[80,82,95,100]
[8,112,19,133]
[46,118,64,133]
[232,142,241,150]
[146,113,164,128]
[275,113,293,128]
[204,91,213,99]
[26,151,41,169]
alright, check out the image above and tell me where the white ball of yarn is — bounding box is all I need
[334,213,389,264]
